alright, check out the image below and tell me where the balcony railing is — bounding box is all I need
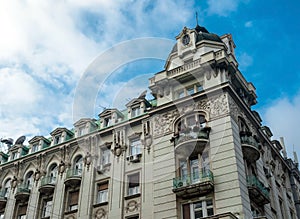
[240,134,259,149]
[173,169,214,189]
[173,169,214,198]
[240,132,260,162]
[15,184,30,201]
[173,126,211,145]
[66,168,82,178]
[41,176,57,186]
[247,175,270,205]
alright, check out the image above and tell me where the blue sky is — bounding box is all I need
[0,0,299,158]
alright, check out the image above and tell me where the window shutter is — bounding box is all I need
[129,174,139,188]
[18,205,28,215]
[69,191,79,206]
[182,204,190,219]
[98,182,108,191]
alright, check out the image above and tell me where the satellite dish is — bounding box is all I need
[15,136,26,145]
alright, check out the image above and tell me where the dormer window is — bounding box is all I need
[104,117,111,127]
[54,136,60,145]
[31,143,39,153]
[78,126,86,137]
[11,152,19,160]
[131,106,141,118]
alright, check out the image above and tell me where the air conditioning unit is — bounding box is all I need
[126,154,142,163]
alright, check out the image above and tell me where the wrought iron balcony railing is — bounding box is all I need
[41,176,57,186]
[171,126,211,145]
[247,175,270,199]
[16,184,30,194]
[173,169,214,189]
[240,133,259,149]
[66,168,82,178]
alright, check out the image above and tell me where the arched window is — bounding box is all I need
[24,171,34,189]
[3,178,11,198]
[49,164,58,183]
[74,156,83,175]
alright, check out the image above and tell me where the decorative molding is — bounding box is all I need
[94,208,107,219]
[153,93,229,138]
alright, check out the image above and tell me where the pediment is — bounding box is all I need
[28,136,50,144]
[98,108,123,118]
[50,127,73,137]
[74,118,96,127]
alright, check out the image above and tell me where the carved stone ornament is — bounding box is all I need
[84,152,92,170]
[34,169,41,181]
[206,71,211,80]
[153,93,229,138]
[94,208,106,219]
[59,160,66,175]
[126,200,139,213]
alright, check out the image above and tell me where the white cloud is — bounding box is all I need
[206,0,249,17]
[237,52,253,71]
[245,21,253,28]
[262,92,300,157]
[0,0,194,144]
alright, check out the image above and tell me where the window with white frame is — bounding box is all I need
[25,171,34,190]
[130,139,141,156]
[78,126,87,137]
[3,178,11,198]
[182,199,214,219]
[101,148,110,166]
[131,106,141,118]
[97,182,108,204]
[128,173,140,196]
[31,143,39,153]
[49,164,58,183]
[42,199,53,218]
[103,117,111,127]
[175,83,203,99]
[68,190,79,211]
[11,151,19,160]
[54,135,61,145]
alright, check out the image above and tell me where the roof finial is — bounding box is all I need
[195,12,199,26]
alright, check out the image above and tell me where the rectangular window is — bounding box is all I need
[101,148,110,165]
[197,84,203,92]
[177,89,185,99]
[183,200,214,219]
[128,173,140,196]
[131,107,141,117]
[68,191,79,211]
[11,152,19,160]
[130,139,141,156]
[187,86,194,95]
[42,200,53,218]
[32,144,39,153]
[104,117,111,127]
[97,182,108,203]
[54,136,60,145]
[78,127,86,136]
[17,205,27,219]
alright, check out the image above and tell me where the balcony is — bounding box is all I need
[64,168,82,187]
[172,126,211,158]
[15,184,30,201]
[173,169,214,198]
[240,132,260,163]
[39,176,56,194]
[0,190,7,209]
[247,176,270,205]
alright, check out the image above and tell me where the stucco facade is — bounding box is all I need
[0,25,299,219]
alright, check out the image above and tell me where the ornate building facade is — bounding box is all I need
[0,25,299,219]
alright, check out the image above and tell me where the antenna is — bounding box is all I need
[195,12,199,26]
[294,150,299,166]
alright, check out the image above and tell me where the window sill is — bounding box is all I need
[93,201,109,208]
[124,193,141,200]
[64,209,78,215]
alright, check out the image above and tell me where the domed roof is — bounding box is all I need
[171,25,222,53]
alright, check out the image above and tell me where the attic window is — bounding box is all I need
[131,106,141,118]
[11,152,19,160]
[78,126,86,136]
[54,136,60,145]
[31,144,39,153]
[104,117,111,127]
